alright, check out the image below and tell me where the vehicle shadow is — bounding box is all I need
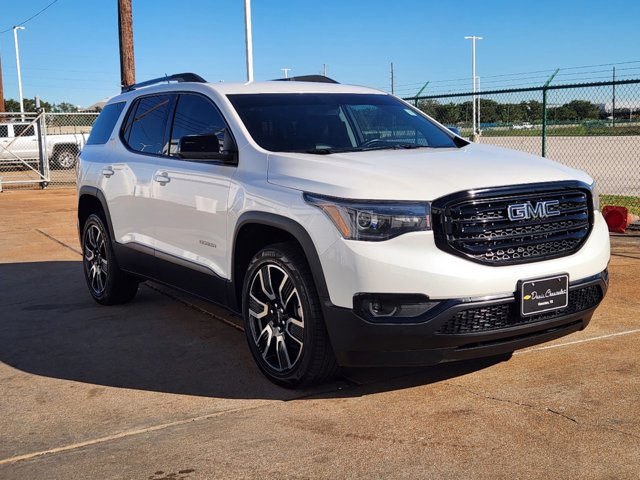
[0,261,508,400]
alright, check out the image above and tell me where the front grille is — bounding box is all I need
[432,182,593,265]
[436,284,603,335]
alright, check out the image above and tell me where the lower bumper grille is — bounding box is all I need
[436,284,603,335]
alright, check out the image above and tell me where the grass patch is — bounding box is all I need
[481,125,640,137]
[600,195,640,216]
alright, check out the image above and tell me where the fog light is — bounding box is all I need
[354,294,440,323]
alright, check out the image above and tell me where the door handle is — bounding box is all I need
[154,172,170,185]
[102,167,114,178]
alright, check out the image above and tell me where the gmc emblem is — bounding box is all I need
[507,200,561,221]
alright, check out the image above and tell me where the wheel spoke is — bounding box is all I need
[275,334,292,370]
[98,270,106,292]
[278,273,296,308]
[257,268,276,300]
[89,265,98,290]
[85,249,95,262]
[100,258,108,269]
[249,293,269,319]
[256,323,276,361]
[87,226,97,250]
[285,317,304,346]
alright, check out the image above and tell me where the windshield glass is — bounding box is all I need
[227,93,459,153]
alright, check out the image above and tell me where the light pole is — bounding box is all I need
[13,26,25,116]
[476,75,481,134]
[280,68,291,78]
[244,0,253,82]
[464,35,483,139]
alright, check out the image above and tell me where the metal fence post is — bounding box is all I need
[34,97,49,189]
[414,81,429,107]
[542,88,547,157]
[541,69,559,158]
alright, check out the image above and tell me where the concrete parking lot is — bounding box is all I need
[1,188,639,479]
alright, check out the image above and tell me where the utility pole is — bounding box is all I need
[118,0,135,89]
[0,54,5,113]
[390,62,394,95]
[323,64,326,77]
[280,68,291,78]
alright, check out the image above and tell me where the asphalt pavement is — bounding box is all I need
[0,189,638,479]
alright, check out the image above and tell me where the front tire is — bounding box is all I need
[82,213,139,305]
[243,243,338,387]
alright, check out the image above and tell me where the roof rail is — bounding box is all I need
[121,73,207,93]
[273,74,339,84]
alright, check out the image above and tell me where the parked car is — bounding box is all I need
[77,73,609,387]
[0,121,87,169]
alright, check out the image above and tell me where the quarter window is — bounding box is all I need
[122,95,174,154]
[87,102,125,145]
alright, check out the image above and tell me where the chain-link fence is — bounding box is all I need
[0,111,98,189]
[407,79,640,214]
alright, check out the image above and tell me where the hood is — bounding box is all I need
[267,143,593,200]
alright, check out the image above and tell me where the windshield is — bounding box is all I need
[227,93,460,153]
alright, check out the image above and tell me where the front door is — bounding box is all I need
[150,93,237,285]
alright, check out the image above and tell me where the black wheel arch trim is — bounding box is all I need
[78,186,116,243]
[231,211,330,310]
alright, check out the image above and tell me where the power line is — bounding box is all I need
[0,0,62,34]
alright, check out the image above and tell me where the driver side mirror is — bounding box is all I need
[178,133,237,163]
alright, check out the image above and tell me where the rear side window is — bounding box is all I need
[122,95,175,154]
[0,125,8,137]
[169,94,229,156]
[86,102,125,145]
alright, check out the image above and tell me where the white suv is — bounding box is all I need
[77,73,610,386]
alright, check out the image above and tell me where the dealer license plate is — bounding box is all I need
[519,274,569,317]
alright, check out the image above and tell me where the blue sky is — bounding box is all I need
[0,0,638,107]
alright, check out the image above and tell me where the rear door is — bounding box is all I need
[105,94,176,250]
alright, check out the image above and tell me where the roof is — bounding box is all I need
[205,81,383,95]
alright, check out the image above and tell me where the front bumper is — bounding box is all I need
[322,271,607,367]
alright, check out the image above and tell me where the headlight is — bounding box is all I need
[590,181,600,211]
[304,193,431,241]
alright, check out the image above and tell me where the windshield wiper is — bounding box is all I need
[305,148,335,154]
[360,143,426,151]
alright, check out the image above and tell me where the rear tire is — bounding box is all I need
[242,242,338,387]
[82,213,139,305]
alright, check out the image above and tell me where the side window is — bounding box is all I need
[13,124,35,137]
[87,102,126,145]
[169,94,229,157]
[122,94,174,154]
[0,125,8,137]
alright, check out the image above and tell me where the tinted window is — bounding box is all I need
[13,124,35,137]
[228,93,458,153]
[122,95,174,154]
[0,125,7,137]
[169,94,229,156]
[87,102,125,145]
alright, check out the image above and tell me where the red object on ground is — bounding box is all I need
[602,206,629,233]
